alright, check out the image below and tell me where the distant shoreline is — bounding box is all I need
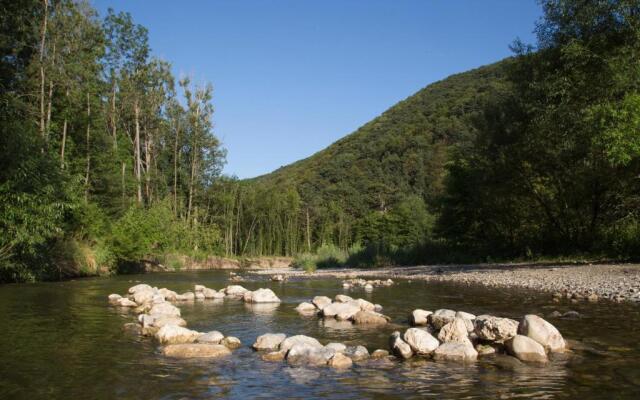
[252,263,640,304]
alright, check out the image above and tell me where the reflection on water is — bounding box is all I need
[0,270,639,399]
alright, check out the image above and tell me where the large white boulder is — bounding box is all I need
[518,314,565,352]
[403,328,439,355]
[244,288,281,303]
[116,297,138,307]
[158,288,177,301]
[225,285,248,296]
[506,334,548,362]
[253,333,287,350]
[128,283,152,294]
[279,335,323,353]
[202,288,218,299]
[312,296,332,310]
[322,302,360,320]
[327,353,353,368]
[286,344,336,366]
[155,325,200,345]
[474,315,519,342]
[350,298,375,312]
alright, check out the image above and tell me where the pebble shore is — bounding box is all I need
[254,263,640,304]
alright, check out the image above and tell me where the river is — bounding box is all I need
[1,271,638,399]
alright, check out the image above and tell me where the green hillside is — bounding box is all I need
[249,60,510,218]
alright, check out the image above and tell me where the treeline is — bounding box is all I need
[242,0,640,267]
[1,0,225,282]
[3,0,639,282]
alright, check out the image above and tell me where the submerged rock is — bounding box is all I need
[403,328,439,355]
[253,333,287,351]
[162,343,231,358]
[518,314,565,352]
[506,334,548,363]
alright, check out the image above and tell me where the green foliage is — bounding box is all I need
[292,253,317,273]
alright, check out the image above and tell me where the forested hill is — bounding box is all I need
[248,60,510,217]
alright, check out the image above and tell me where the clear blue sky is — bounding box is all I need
[92,0,542,179]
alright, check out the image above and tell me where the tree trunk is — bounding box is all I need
[59,87,68,169]
[187,108,200,222]
[111,80,117,150]
[45,41,55,141]
[121,162,126,208]
[84,92,91,202]
[39,0,49,138]
[134,98,142,204]
[144,127,151,202]
[306,208,311,252]
[173,118,180,216]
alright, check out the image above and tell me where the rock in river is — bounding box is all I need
[506,334,548,363]
[322,302,360,320]
[438,318,470,343]
[253,333,287,351]
[312,296,332,310]
[295,302,317,314]
[352,310,390,325]
[279,335,323,353]
[390,331,413,359]
[327,353,353,369]
[403,328,439,355]
[429,309,456,329]
[196,331,225,344]
[432,341,478,362]
[244,288,281,303]
[474,315,519,342]
[155,325,200,345]
[409,309,432,326]
[149,302,181,318]
[162,343,231,359]
[518,314,565,352]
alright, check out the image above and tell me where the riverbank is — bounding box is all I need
[252,263,640,303]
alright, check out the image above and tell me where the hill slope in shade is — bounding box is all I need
[247,59,511,217]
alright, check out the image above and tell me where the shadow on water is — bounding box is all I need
[0,270,638,399]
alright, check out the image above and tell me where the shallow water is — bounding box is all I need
[0,271,639,399]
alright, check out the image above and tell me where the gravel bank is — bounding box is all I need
[253,263,640,304]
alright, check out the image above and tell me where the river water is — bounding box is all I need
[0,271,639,399]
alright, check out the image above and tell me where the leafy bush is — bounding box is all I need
[292,253,317,273]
